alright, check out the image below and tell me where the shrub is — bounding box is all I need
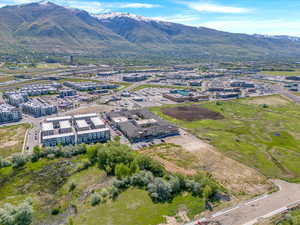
[12,154,28,168]
[0,157,11,169]
[90,193,101,206]
[0,198,33,225]
[147,178,172,202]
[130,171,154,187]
[51,208,60,215]
[69,182,76,192]
[115,163,131,179]
[136,155,165,177]
[100,188,109,198]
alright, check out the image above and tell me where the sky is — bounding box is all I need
[1,0,300,36]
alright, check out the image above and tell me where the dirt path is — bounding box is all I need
[164,129,272,195]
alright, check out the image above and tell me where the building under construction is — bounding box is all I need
[107,109,179,143]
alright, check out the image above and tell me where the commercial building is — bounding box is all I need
[123,74,148,82]
[41,113,110,146]
[0,104,22,123]
[163,90,209,103]
[64,81,118,92]
[107,109,179,143]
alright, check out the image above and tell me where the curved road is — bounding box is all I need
[186,180,300,225]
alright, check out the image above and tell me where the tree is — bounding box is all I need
[0,198,33,225]
[115,163,130,179]
[136,155,165,177]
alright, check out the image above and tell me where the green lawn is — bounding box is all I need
[0,123,31,158]
[150,96,300,182]
[74,188,205,225]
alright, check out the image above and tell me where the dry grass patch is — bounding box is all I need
[163,133,273,196]
[0,123,30,158]
[242,95,290,106]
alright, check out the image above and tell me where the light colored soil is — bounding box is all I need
[243,96,290,106]
[164,129,273,195]
[1,140,18,148]
[153,156,197,176]
[65,104,115,115]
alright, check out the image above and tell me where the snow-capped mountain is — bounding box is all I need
[92,12,158,22]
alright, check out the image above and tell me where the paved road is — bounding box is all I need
[185,180,300,225]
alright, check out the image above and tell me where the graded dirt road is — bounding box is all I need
[186,180,300,225]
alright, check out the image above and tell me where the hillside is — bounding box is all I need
[1,1,300,62]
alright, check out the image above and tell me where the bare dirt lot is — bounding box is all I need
[161,105,224,121]
[163,129,273,195]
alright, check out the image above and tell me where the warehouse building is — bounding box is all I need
[0,104,22,123]
[107,109,179,143]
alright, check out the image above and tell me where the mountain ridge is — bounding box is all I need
[1,1,300,62]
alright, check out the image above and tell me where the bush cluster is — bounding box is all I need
[112,171,219,203]
[0,198,33,225]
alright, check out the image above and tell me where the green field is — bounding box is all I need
[151,96,300,182]
[262,69,300,76]
[74,189,204,225]
[0,123,30,158]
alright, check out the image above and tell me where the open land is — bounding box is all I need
[0,123,30,158]
[151,95,300,183]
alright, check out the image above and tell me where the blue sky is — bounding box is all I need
[1,0,300,36]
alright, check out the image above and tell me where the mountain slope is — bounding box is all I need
[1,2,300,62]
[96,12,300,61]
[0,2,136,56]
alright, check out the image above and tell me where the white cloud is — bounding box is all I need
[153,14,201,24]
[185,2,251,14]
[119,3,160,9]
[60,0,106,13]
[198,19,300,36]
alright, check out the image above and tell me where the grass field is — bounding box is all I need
[262,69,300,76]
[151,95,300,182]
[74,188,205,225]
[0,123,30,158]
[0,75,14,83]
